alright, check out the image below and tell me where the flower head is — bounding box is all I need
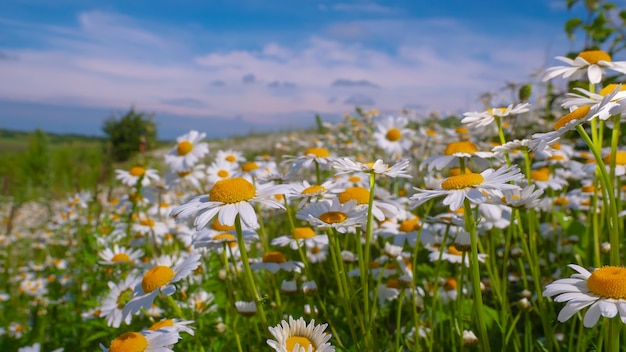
[267,316,335,352]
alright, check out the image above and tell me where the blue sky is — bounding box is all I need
[0,0,608,139]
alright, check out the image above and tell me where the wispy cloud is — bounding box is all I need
[0,8,574,137]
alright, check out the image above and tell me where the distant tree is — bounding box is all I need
[22,129,51,193]
[102,108,157,162]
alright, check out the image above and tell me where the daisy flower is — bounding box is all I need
[169,177,288,229]
[250,251,304,273]
[532,84,621,145]
[542,50,626,84]
[100,275,142,328]
[296,198,367,233]
[98,245,144,265]
[115,166,160,187]
[122,254,201,320]
[410,166,523,211]
[100,329,180,352]
[206,159,237,185]
[561,84,626,110]
[164,130,209,172]
[373,116,414,158]
[132,217,169,237]
[215,149,245,164]
[165,164,206,191]
[284,147,335,174]
[267,316,335,352]
[235,301,257,317]
[288,180,342,209]
[271,227,328,250]
[461,103,530,128]
[148,318,195,336]
[421,141,494,171]
[428,245,486,266]
[333,158,412,178]
[543,264,626,327]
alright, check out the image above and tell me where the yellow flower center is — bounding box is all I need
[319,211,347,224]
[209,177,256,203]
[305,147,330,158]
[109,332,148,352]
[149,319,174,331]
[577,50,611,64]
[440,173,484,190]
[140,219,155,227]
[487,107,505,115]
[213,233,236,241]
[263,251,287,263]
[293,227,316,239]
[225,155,237,162]
[347,175,362,183]
[142,266,174,293]
[338,187,370,205]
[603,151,626,165]
[530,168,550,182]
[554,197,570,206]
[212,220,236,231]
[399,218,420,232]
[177,141,193,155]
[242,162,258,172]
[581,185,595,193]
[177,170,192,177]
[554,106,591,130]
[129,166,146,177]
[448,167,472,176]
[302,185,325,195]
[599,84,626,96]
[445,141,478,155]
[286,336,315,352]
[448,245,464,256]
[586,266,626,299]
[112,253,131,262]
[444,277,458,291]
[455,127,468,134]
[548,155,566,161]
[217,169,230,178]
[386,279,401,289]
[385,128,402,141]
[426,129,436,136]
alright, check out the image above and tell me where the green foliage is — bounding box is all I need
[564,0,626,55]
[102,108,157,162]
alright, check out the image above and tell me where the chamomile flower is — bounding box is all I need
[421,141,494,171]
[170,177,288,229]
[98,245,144,266]
[428,245,486,266]
[542,50,626,84]
[296,198,367,233]
[267,316,335,352]
[250,251,304,273]
[333,158,412,178]
[100,330,180,352]
[284,147,334,174]
[532,84,621,145]
[271,227,329,250]
[115,166,160,187]
[543,264,626,327]
[121,254,201,320]
[165,130,209,172]
[288,180,342,209]
[373,116,414,158]
[148,318,195,336]
[410,166,523,211]
[215,149,245,164]
[562,84,626,109]
[462,103,530,128]
[206,159,237,185]
[100,275,142,328]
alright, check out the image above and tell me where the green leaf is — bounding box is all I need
[567,0,579,10]
[565,18,583,38]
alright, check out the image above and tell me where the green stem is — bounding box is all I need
[234,214,269,330]
[462,198,490,352]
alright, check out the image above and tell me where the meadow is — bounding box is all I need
[5,6,626,351]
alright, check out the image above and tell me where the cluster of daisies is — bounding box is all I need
[2,48,626,350]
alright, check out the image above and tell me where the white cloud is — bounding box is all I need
[0,9,574,128]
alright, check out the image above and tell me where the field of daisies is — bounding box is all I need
[4,49,626,352]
